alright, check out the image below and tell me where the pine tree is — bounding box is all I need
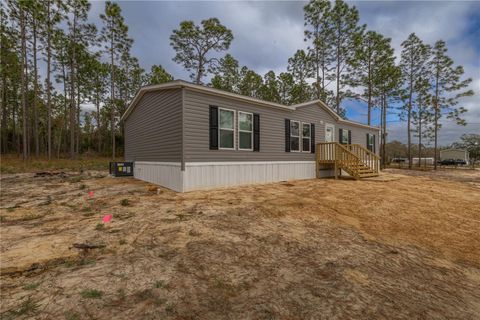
[374,54,401,168]
[210,54,240,92]
[399,33,431,169]
[238,66,263,98]
[430,40,473,169]
[170,18,233,84]
[259,71,281,103]
[145,65,174,85]
[304,0,334,102]
[42,0,63,159]
[277,72,295,105]
[100,1,129,160]
[329,0,364,114]
[349,31,393,125]
[287,49,313,104]
[412,77,434,166]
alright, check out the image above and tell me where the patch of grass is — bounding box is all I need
[120,199,130,206]
[23,282,40,290]
[0,155,111,174]
[80,289,103,299]
[6,207,16,212]
[116,288,126,301]
[79,184,87,190]
[119,239,127,245]
[95,223,105,231]
[64,310,81,320]
[0,216,6,222]
[8,297,39,317]
[154,280,168,289]
[154,297,167,306]
[165,302,175,313]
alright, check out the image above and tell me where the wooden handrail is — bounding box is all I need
[316,142,380,178]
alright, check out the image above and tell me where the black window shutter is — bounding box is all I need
[285,119,291,152]
[253,113,260,152]
[339,128,343,144]
[348,130,352,145]
[373,134,376,153]
[209,106,218,150]
[310,123,315,153]
[366,133,370,151]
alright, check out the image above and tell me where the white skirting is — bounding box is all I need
[133,161,316,192]
[134,162,183,192]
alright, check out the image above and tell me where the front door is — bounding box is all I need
[325,124,334,142]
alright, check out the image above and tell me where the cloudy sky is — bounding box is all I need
[88,0,479,146]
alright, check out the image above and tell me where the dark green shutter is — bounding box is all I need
[285,119,291,152]
[373,134,376,153]
[366,133,370,151]
[310,123,315,153]
[253,113,260,152]
[339,128,343,144]
[209,106,218,150]
[348,130,352,144]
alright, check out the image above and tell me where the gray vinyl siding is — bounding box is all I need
[337,123,380,152]
[183,89,379,162]
[124,89,182,162]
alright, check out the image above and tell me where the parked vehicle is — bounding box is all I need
[438,159,467,166]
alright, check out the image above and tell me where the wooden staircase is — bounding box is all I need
[316,142,380,180]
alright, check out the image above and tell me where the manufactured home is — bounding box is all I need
[440,149,469,165]
[122,80,380,192]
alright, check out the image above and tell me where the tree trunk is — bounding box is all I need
[46,0,52,160]
[96,82,101,154]
[110,25,116,160]
[367,59,371,126]
[382,94,387,169]
[76,81,81,154]
[20,8,28,160]
[418,107,422,168]
[336,51,340,114]
[195,54,204,85]
[433,69,440,170]
[407,73,413,169]
[32,15,39,157]
[69,10,77,159]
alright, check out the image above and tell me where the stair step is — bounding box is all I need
[358,173,379,178]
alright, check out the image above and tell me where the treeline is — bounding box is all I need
[1,0,473,167]
[1,0,170,159]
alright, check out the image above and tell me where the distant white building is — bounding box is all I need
[440,149,469,164]
[411,157,435,165]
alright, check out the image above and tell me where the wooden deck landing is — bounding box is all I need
[316,142,380,180]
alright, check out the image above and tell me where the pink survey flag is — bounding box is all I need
[88,191,94,198]
[102,214,113,223]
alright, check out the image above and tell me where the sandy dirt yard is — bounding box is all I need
[0,168,479,319]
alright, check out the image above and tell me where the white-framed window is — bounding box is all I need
[302,123,311,152]
[340,129,350,144]
[367,133,374,152]
[290,120,300,152]
[219,108,235,150]
[238,111,253,151]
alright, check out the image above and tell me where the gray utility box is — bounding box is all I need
[109,162,134,177]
